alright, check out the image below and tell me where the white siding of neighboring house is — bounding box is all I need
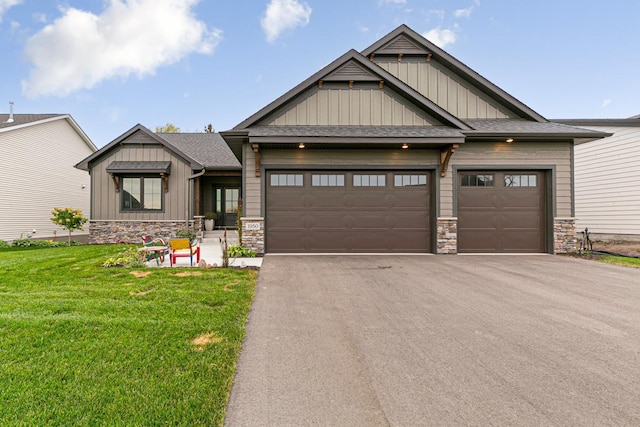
[574,126,640,236]
[0,118,95,242]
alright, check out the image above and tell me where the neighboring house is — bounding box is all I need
[555,116,640,240]
[75,125,241,244]
[0,112,96,242]
[220,24,607,254]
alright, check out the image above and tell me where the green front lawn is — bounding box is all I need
[0,245,256,426]
[598,254,640,268]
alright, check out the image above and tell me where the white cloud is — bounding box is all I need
[379,0,406,4]
[454,7,474,18]
[423,27,457,48]
[602,98,612,108]
[261,0,312,43]
[0,0,22,22]
[22,0,221,98]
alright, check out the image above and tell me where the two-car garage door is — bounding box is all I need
[266,170,432,253]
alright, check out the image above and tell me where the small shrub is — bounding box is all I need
[0,240,10,249]
[175,228,196,241]
[102,247,146,268]
[227,245,256,258]
[11,239,72,248]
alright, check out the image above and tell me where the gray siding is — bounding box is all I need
[0,119,94,241]
[266,87,438,126]
[443,142,572,217]
[574,126,640,235]
[244,147,262,217]
[375,59,517,120]
[90,137,192,221]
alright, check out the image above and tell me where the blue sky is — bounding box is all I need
[1,0,638,147]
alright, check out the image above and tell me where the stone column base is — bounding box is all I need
[437,217,458,254]
[554,217,577,254]
[241,217,265,255]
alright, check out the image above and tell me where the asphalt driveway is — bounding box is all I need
[225,255,640,426]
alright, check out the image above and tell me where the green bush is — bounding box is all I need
[227,245,256,258]
[175,228,196,241]
[0,240,10,249]
[11,239,73,248]
[102,247,146,268]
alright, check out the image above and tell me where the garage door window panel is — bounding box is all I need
[461,174,494,187]
[353,174,386,187]
[394,174,427,187]
[312,174,345,187]
[505,174,537,187]
[270,174,303,186]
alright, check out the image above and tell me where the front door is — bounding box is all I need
[214,187,240,228]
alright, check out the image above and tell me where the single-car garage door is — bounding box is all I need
[266,171,432,253]
[457,171,546,253]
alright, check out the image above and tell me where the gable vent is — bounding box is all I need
[375,35,429,55]
[324,60,381,82]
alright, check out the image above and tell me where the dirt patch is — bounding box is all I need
[191,333,223,351]
[130,271,152,278]
[129,288,154,296]
[590,240,640,257]
[171,271,203,277]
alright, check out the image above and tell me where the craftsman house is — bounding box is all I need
[75,124,241,244]
[555,116,640,240]
[0,110,96,242]
[221,24,607,254]
[77,24,607,253]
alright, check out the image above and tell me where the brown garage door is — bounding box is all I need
[457,171,546,253]
[266,171,432,253]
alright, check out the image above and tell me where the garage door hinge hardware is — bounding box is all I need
[440,144,459,177]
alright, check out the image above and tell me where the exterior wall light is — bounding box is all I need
[505,138,514,143]
[402,143,409,149]
[298,143,305,148]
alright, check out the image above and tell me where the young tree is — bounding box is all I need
[155,123,181,133]
[51,207,88,246]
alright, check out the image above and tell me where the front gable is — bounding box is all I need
[235,50,470,131]
[362,25,546,122]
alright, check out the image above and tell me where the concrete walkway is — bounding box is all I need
[144,230,262,268]
[225,255,640,426]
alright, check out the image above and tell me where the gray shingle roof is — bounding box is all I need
[248,125,464,138]
[158,133,241,169]
[464,119,607,137]
[0,114,63,129]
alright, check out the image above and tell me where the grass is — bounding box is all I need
[598,254,640,268]
[0,245,257,426]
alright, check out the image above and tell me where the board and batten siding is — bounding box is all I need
[265,87,438,126]
[0,119,94,241]
[574,126,640,235]
[90,143,192,221]
[443,142,572,217]
[375,59,517,120]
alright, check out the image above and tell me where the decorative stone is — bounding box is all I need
[88,220,196,244]
[437,217,458,254]
[554,218,577,254]
[241,217,264,254]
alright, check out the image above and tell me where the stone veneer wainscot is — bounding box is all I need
[437,217,458,254]
[241,217,264,255]
[554,217,577,254]
[89,220,197,244]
